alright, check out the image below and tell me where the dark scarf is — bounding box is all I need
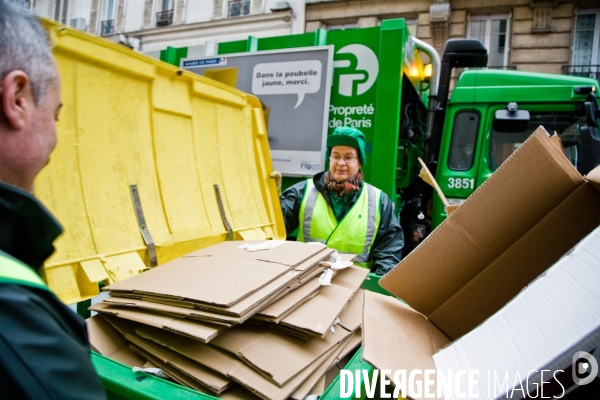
[324,170,364,198]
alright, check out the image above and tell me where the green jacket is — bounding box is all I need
[280,171,404,275]
[0,181,106,399]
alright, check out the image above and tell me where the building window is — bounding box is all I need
[228,0,251,17]
[156,0,174,26]
[448,111,480,171]
[100,0,116,35]
[468,15,510,68]
[565,11,600,81]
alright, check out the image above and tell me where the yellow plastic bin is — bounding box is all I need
[37,20,285,304]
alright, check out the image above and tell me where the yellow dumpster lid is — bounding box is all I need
[37,20,285,304]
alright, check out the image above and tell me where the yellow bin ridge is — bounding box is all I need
[37,20,285,304]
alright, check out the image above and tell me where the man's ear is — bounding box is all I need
[1,70,32,130]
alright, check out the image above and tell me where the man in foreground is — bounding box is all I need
[0,1,106,397]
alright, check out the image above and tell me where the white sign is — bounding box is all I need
[182,47,333,177]
[252,60,322,108]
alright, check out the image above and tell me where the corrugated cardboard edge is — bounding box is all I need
[290,330,355,400]
[126,332,232,394]
[362,291,449,400]
[227,346,339,400]
[86,314,146,367]
[379,126,582,302]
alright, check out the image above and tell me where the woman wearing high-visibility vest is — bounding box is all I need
[280,127,404,275]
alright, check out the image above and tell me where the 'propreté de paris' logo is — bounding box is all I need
[333,44,379,97]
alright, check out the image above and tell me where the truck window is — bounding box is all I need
[448,111,480,171]
[488,112,586,171]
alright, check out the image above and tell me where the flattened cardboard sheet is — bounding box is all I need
[89,302,226,343]
[210,323,350,387]
[135,325,241,377]
[194,249,333,317]
[279,266,369,337]
[254,278,321,321]
[279,284,353,338]
[184,240,328,268]
[336,328,362,363]
[293,248,334,272]
[362,291,450,398]
[126,332,232,394]
[103,297,238,325]
[105,255,291,307]
[290,332,354,400]
[86,314,145,367]
[336,289,364,332]
[227,346,338,400]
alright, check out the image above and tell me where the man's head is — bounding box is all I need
[0,0,61,193]
[326,127,366,181]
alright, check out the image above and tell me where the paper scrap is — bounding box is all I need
[238,240,286,252]
[330,251,341,262]
[132,366,168,379]
[319,268,333,286]
[320,260,353,270]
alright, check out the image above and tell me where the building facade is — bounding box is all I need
[30,0,305,56]
[22,0,600,80]
[305,0,600,79]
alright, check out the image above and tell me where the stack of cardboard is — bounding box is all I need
[88,240,367,399]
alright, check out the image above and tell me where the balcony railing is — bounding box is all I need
[100,19,115,36]
[562,65,600,82]
[156,9,174,27]
[228,0,250,17]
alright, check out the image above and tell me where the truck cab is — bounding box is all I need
[433,69,600,229]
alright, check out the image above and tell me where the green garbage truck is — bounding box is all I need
[164,18,600,256]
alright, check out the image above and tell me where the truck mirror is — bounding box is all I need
[493,102,530,133]
[584,92,599,128]
[578,125,600,175]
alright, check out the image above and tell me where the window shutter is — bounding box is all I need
[251,0,264,15]
[213,0,224,18]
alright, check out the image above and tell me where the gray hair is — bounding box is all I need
[0,0,58,105]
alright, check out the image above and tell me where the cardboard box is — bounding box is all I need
[363,128,600,398]
[433,226,600,398]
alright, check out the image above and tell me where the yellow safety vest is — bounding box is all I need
[298,180,381,268]
[0,251,49,291]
